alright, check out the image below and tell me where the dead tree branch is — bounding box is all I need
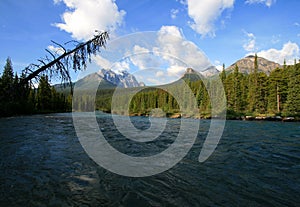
[21,31,109,88]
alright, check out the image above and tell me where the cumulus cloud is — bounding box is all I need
[214,60,224,71]
[158,25,183,39]
[54,0,125,40]
[91,26,211,85]
[171,9,179,19]
[156,71,164,78]
[93,54,130,74]
[256,42,299,65]
[93,55,112,69]
[245,0,276,7]
[243,31,256,52]
[155,26,211,72]
[185,0,235,37]
[167,65,187,77]
[129,45,156,70]
[146,78,165,85]
[111,59,130,73]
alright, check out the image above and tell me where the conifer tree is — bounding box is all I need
[284,64,300,116]
[37,76,52,112]
[247,54,259,112]
[0,58,15,116]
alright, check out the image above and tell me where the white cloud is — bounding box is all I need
[54,0,125,40]
[93,55,112,69]
[47,45,64,55]
[128,45,165,70]
[215,65,223,71]
[243,31,256,52]
[158,25,183,39]
[186,0,235,37]
[271,35,281,44]
[111,60,130,73]
[177,0,187,5]
[171,9,179,19]
[256,42,300,65]
[146,78,165,85]
[93,54,131,74]
[155,26,211,73]
[91,26,211,85]
[167,65,187,77]
[156,71,164,77]
[245,0,276,7]
[214,60,224,71]
[129,45,151,69]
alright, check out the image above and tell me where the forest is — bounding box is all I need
[1,55,300,120]
[0,58,71,117]
[74,54,300,120]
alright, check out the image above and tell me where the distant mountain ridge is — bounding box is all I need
[226,55,282,75]
[56,56,282,92]
[75,69,145,89]
[201,66,220,77]
[181,56,282,78]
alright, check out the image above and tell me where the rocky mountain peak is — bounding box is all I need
[186,68,196,74]
[184,66,220,77]
[74,69,144,90]
[96,69,143,88]
[227,56,282,75]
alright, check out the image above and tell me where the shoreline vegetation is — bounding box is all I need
[1,55,300,121]
[89,55,300,122]
[102,110,300,122]
[0,58,72,117]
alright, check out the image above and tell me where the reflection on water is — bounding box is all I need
[0,113,299,206]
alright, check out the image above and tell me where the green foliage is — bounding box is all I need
[0,58,70,117]
[267,68,288,113]
[94,60,300,119]
[283,64,300,116]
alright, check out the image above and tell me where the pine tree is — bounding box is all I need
[220,63,226,83]
[267,68,288,114]
[1,58,14,99]
[0,58,15,116]
[247,54,259,113]
[256,72,268,113]
[37,76,52,112]
[284,64,300,116]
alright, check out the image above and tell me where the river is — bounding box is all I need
[0,113,299,206]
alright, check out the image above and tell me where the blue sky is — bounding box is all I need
[0,0,299,84]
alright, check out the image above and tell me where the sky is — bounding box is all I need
[0,0,299,85]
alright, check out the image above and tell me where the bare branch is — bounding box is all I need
[45,49,56,60]
[50,40,66,54]
[38,59,47,66]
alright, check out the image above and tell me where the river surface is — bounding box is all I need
[0,112,299,206]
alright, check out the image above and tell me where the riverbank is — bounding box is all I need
[114,110,300,122]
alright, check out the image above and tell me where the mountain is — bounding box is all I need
[182,68,202,80]
[75,69,144,89]
[226,55,282,75]
[181,66,219,79]
[201,66,220,77]
[181,56,281,77]
[97,69,144,88]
